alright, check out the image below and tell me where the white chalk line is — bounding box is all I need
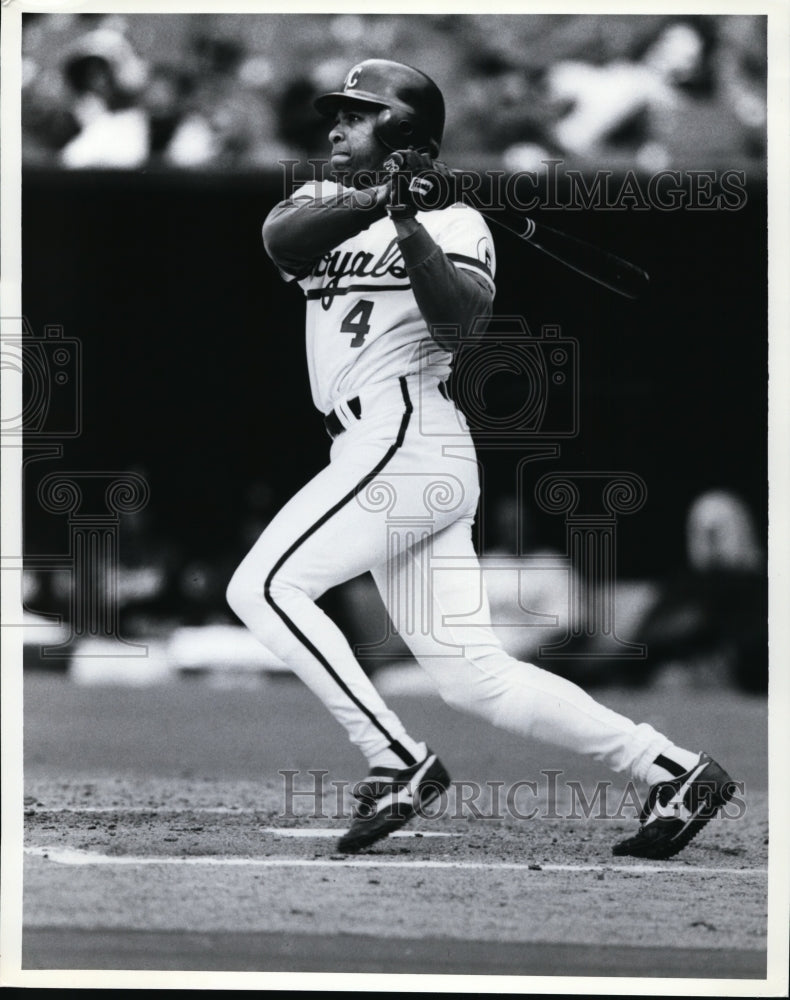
[25,846,766,877]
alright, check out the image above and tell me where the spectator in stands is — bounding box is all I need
[715,16,767,162]
[59,27,150,169]
[636,489,767,692]
[544,17,734,170]
[22,16,81,164]
[140,64,198,166]
[155,34,291,169]
[447,50,557,170]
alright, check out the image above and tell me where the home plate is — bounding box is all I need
[261,827,460,839]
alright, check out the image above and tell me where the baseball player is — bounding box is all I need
[226,59,735,857]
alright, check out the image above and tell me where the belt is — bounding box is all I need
[324,380,452,440]
[324,394,362,439]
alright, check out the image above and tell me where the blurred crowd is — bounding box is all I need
[21,12,766,172]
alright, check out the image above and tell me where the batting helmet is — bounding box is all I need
[314,59,445,157]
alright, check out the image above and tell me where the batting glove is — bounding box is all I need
[384,150,456,218]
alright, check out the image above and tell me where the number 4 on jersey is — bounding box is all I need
[341,299,374,348]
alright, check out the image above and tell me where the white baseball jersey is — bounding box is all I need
[280,179,496,415]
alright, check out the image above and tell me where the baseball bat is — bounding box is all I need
[478,208,650,301]
[385,153,650,300]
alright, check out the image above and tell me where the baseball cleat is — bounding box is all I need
[613,753,736,860]
[337,751,450,853]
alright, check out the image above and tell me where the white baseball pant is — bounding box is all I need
[226,374,674,781]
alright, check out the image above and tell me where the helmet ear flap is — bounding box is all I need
[375,107,423,152]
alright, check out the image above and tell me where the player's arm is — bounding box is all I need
[262,182,391,278]
[391,216,493,351]
[383,151,494,349]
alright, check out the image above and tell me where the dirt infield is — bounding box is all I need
[16,672,772,986]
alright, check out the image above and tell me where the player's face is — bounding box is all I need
[328,106,388,186]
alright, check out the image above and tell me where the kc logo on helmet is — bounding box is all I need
[345,65,362,89]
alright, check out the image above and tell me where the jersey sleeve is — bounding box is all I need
[421,203,497,293]
[264,178,386,285]
[265,180,325,283]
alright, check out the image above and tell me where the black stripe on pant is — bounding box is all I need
[263,377,417,767]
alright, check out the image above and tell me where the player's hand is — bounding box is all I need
[384,150,456,218]
[354,180,393,212]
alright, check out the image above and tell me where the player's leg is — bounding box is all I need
[227,376,480,776]
[226,430,429,771]
[373,518,737,858]
[372,517,700,786]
